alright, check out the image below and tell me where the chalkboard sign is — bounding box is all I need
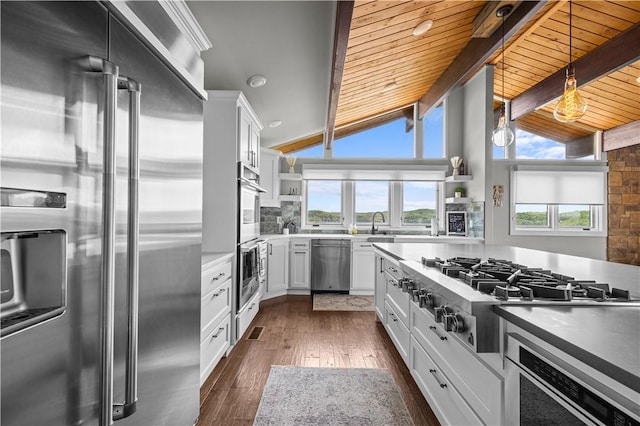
[446,211,467,236]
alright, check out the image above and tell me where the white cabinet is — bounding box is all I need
[289,239,310,290]
[236,289,260,341]
[237,102,261,171]
[266,239,288,295]
[202,90,262,253]
[260,148,281,208]
[200,254,233,385]
[374,253,386,321]
[351,241,375,294]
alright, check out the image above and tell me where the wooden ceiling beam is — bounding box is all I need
[325,0,354,152]
[417,0,546,118]
[603,121,640,151]
[510,22,640,121]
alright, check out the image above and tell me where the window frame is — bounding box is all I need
[511,204,603,236]
[302,179,443,232]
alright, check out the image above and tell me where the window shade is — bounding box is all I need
[302,164,447,181]
[512,168,607,205]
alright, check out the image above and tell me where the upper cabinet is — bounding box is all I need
[235,95,262,174]
[260,148,282,208]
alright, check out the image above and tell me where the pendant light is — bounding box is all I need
[492,5,515,148]
[553,0,587,122]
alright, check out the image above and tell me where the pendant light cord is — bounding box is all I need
[501,11,505,107]
[569,0,573,68]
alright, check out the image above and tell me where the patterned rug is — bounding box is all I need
[253,366,414,426]
[312,294,375,311]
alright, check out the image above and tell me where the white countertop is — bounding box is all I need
[202,251,233,269]
[260,233,484,243]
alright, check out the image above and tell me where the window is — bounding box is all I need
[333,118,414,158]
[515,128,565,159]
[511,166,606,236]
[294,144,324,157]
[355,181,389,224]
[306,180,342,225]
[422,105,444,158]
[402,181,437,225]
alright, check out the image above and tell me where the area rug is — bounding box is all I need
[312,294,374,311]
[253,366,414,426]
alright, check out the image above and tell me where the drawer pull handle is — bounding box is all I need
[390,280,398,287]
[389,312,398,322]
[429,369,447,388]
[211,327,225,339]
[360,244,372,248]
[429,325,447,341]
[248,303,256,311]
[213,288,226,297]
[211,272,225,282]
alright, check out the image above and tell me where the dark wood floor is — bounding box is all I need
[198,295,440,425]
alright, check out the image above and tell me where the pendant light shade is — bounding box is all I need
[492,5,514,148]
[554,0,587,122]
[493,105,515,147]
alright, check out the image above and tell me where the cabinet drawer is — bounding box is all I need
[200,314,230,385]
[383,257,401,279]
[386,274,410,327]
[202,260,232,295]
[236,292,260,340]
[410,303,502,425]
[201,277,232,335]
[352,241,374,251]
[289,240,310,250]
[410,336,482,426]
[384,301,410,366]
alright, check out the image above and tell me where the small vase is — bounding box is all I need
[289,166,295,173]
[453,167,460,176]
[455,191,462,198]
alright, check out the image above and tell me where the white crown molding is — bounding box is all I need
[159,0,213,53]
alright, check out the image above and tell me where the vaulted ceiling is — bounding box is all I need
[276,0,640,153]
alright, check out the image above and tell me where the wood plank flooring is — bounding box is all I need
[198,295,440,425]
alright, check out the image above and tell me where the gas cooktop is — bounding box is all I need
[422,256,635,304]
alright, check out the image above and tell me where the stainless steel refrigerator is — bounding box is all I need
[1,2,203,425]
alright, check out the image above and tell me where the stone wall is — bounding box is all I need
[607,144,640,265]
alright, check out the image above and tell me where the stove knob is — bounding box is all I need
[419,292,435,308]
[444,313,465,333]
[434,305,451,323]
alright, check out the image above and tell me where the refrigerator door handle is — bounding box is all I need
[76,55,119,426]
[112,76,141,421]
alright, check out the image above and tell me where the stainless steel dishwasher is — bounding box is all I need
[311,239,351,293]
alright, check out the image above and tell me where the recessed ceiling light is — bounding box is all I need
[382,82,397,92]
[636,76,640,84]
[268,120,282,128]
[247,75,267,88]
[412,20,433,36]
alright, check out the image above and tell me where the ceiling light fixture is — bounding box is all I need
[553,0,587,122]
[247,75,267,88]
[268,120,282,128]
[412,20,433,36]
[492,5,515,148]
[382,81,397,92]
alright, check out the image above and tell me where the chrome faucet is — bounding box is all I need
[371,211,385,235]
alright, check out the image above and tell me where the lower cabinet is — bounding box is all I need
[384,301,410,365]
[236,289,260,341]
[200,254,233,385]
[266,239,288,295]
[410,336,483,426]
[289,240,310,290]
[351,241,375,294]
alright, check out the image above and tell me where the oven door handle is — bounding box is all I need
[239,177,267,193]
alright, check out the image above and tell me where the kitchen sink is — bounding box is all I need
[367,236,395,243]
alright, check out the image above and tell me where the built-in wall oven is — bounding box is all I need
[238,163,265,244]
[505,334,640,426]
[238,240,260,312]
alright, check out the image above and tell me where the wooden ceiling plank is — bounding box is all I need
[603,121,640,151]
[273,132,324,154]
[510,22,640,121]
[326,0,355,151]
[490,0,566,65]
[417,1,546,118]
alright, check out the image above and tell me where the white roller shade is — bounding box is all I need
[302,163,447,181]
[513,167,607,205]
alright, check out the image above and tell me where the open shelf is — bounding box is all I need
[446,197,473,204]
[279,173,302,181]
[279,195,302,202]
[445,175,472,182]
